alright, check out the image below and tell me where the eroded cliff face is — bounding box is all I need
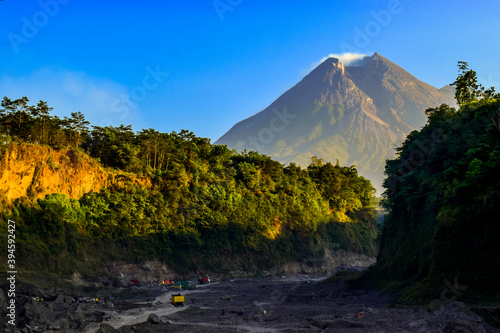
[0,143,150,201]
[268,249,375,277]
[79,250,376,287]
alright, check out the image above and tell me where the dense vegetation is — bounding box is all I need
[370,62,500,304]
[0,97,378,276]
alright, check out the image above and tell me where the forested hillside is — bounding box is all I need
[370,63,500,303]
[0,97,378,276]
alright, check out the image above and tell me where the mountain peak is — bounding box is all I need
[362,52,392,69]
[319,56,345,70]
[307,56,347,82]
[216,54,456,192]
[327,53,372,67]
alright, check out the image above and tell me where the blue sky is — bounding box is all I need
[1,0,499,141]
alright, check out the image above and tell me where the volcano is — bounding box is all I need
[215,53,456,192]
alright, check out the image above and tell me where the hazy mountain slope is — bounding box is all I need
[216,53,456,192]
[346,53,456,130]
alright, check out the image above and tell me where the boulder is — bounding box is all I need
[147,313,161,324]
[97,323,117,333]
[50,318,69,330]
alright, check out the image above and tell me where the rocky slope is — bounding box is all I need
[64,249,375,289]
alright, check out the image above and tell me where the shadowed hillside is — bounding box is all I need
[362,63,500,307]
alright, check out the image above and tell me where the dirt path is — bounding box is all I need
[84,286,213,332]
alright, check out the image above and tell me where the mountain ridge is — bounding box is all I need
[216,53,456,192]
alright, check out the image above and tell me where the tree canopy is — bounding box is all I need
[0,97,378,276]
[370,63,500,304]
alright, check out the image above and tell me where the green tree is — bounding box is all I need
[424,104,457,123]
[65,111,90,147]
[0,96,32,140]
[451,61,481,106]
[30,100,53,144]
[450,61,499,106]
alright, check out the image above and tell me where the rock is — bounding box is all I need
[89,275,110,287]
[472,306,500,328]
[147,313,161,324]
[97,323,117,333]
[54,295,73,303]
[66,313,83,329]
[24,302,52,323]
[72,272,87,286]
[51,318,69,330]
[311,318,332,329]
[76,303,92,312]
[416,302,497,333]
[329,319,367,329]
[220,294,232,301]
[114,279,130,288]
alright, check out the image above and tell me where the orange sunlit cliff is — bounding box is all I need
[0,142,150,202]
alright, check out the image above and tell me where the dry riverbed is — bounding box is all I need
[2,274,500,333]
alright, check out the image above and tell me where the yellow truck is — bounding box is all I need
[171,294,184,307]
